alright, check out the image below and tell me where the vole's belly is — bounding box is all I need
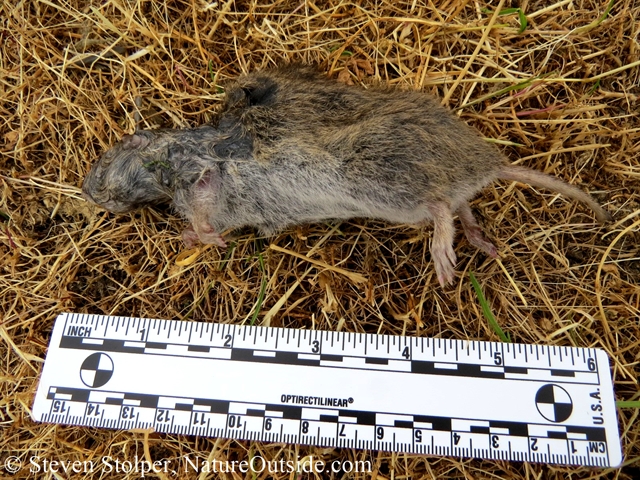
[219,165,431,231]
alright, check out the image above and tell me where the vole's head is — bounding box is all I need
[82,131,175,213]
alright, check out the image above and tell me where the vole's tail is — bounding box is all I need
[499,165,612,223]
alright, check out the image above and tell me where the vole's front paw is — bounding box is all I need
[199,229,227,248]
[182,224,227,248]
[182,226,200,248]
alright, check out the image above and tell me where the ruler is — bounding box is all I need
[33,313,622,467]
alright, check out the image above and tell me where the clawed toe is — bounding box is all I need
[435,254,457,287]
[457,203,498,258]
[182,223,227,248]
[467,227,498,257]
[182,226,200,248]
[430,202,457,287]
[198,228,227,248]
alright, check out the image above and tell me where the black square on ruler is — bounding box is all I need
[536,387,555,404]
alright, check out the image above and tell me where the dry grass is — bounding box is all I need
[1,0,639,478]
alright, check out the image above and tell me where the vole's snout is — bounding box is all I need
[81,188,95,204]
[100,200,128,213]
[81,179,125,213]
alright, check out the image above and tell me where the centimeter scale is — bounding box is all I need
[33,313,622,467]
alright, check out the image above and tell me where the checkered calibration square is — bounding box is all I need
[535,384,573,423]
[80,353,114,388]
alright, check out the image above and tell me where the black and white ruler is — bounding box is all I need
[33,313,622,467]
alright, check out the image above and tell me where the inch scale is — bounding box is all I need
[33,313,622,467]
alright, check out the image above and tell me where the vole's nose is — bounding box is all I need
[81,188,95,204]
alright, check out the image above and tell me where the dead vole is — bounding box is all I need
[82,65,611,286]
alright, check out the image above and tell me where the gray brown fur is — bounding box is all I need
[82,65,611,286]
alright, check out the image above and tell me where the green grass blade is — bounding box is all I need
[574,0,615,34]
[616,400,640,409]
[469,272,511,342]
[481,7,527,33]
[328,45,353,56]
[517,9,528,34]
[219,241,236,271]
[208,59,215,83]
[481,7,519,15]
[498,8,520,15]
[208,60,224,93]
[587,78,601,95]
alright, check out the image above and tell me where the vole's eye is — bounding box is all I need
[159,168,172,188]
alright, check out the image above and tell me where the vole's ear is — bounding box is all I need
[121,133,150,150]
[226,77,279,108]
[241,77,278,106]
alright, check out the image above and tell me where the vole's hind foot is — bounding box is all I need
[429,202,457,287]
[457,203,497,258]
[182,224,227,249]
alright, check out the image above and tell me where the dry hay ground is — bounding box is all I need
[1,0,639,479]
